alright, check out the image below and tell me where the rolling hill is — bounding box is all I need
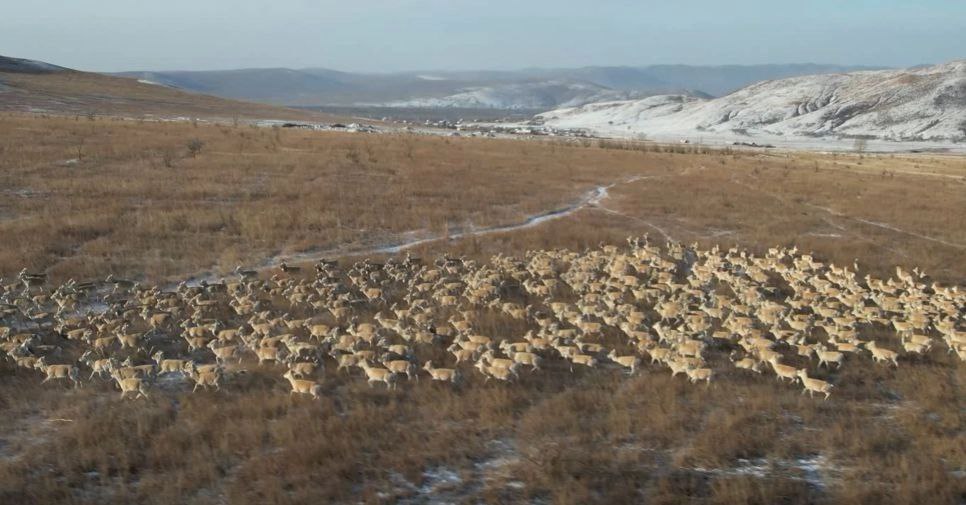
[116,64,877,110]
[0,55,330,121]
[537,61,966,143]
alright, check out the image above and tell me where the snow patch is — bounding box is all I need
[382,80,661,110]
[691,455,840,490]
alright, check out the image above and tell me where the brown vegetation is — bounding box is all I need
[0,115,963,505]
[1,115,963,286]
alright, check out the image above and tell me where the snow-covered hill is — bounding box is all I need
[117,64,873,109]
[379,80,663,110]
[538,62,966,143]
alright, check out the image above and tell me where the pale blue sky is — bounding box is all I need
[2,0,964,72]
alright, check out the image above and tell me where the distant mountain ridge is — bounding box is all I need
[0,55,69,74]
[0,55,329,121]
[537,61,966,143]
[116,64,881,110]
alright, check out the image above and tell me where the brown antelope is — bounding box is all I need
[607,350,640,375]
[423,361,459,383]
[282,370,322,399]
[862,340,899,367]
[767,358,800,383]
[37,358,81,388]
[797,369,833,400]
[686,367,713,386]
[152,351,190,374]
[475,359,517,383]
[288,360,321,378]
[113,372,150,400]
[382,359,417,381]
[358,360,397,389]
[185,362,222,392]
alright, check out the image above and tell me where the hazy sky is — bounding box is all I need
[2,0,964,72]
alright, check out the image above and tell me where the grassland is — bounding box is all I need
[0,114,963,285]
[0,114,964,505]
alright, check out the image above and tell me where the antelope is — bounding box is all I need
[152,351,190,374]
[382,359,417,381]
[92,335,117,354]
[475,359,516,382]
[288,360,321,378]
[120,358,157,379]
[833,340,861,354]
[480,350,518,375]
[569,353,598,372]
[797,369,833,400]
[37,358,81,388]
[901,340,929,354]
[307,324,333,341]
[334,352,361,374]
[362,287,385,304]
[282,370,322,400]
[729,352,761,374]
[814,345,844,369]
[862,340,899,367]
[511,351,543,372]
[80,350,114,379]
[206,342,240,364]
[644,346,672,364]
[214,326,243,344]
[686,367,713,386]
[145,311,172,332]
[13,355,41,370]
[113,372,150,400]
[422,361,459,383]
[501,340,533,354]
[447,344,477,364]
[607,350,640,375]
[184,362,222,392]
[891,319,915,337]
[358,360,397,389]
[903,333,933,352]
[184,335,210,351]
[666,358,691,378]
[675,340,704,358]
[253,345,283,365]
[767,358,800,383]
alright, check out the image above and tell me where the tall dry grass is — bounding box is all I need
[1,115,963,285]
[0,114,963,504]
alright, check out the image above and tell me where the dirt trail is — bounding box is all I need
[260,176,650,263]
[162,174,654,288]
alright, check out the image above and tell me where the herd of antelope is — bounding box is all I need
[1,236,963,401]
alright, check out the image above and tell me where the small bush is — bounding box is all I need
[186,138,205,157]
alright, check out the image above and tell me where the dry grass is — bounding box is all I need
[0,115,964,504]
[1,350,962,504]
[0,114,660,282]
[1,115,963,285]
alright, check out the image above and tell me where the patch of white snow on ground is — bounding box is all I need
[690,455,841,490]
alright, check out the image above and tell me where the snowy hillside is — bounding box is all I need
[379,80,660,110]
[538,62,966,143]
[118,64,869,109]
